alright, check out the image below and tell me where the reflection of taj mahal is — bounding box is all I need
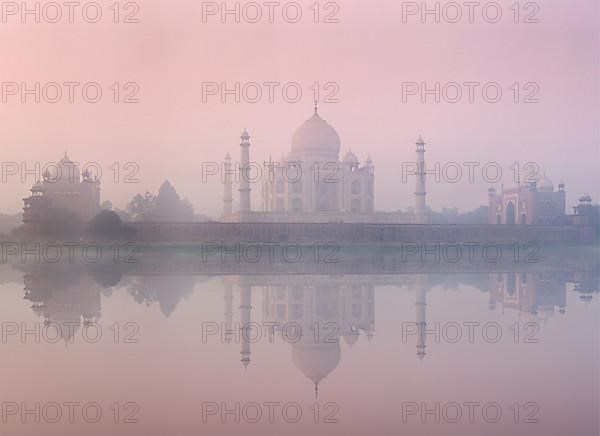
[221,106,428,224]
[217,271,597,393]
[223,277,375,396]
[16,266,598,393]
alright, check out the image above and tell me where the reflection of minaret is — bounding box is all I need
[239,129,252,213]
[239,284,252,368]
[222,153,233,218]
[415,274,427,361]
[414,136,427,224]
[223,281,234,344]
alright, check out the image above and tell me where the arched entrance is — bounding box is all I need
[506,202,515,225]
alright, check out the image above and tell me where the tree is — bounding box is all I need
[88,210,135,240]
[126,181,194,222]
[427,205,489,224]
[154,180,194,222]
[113,208,132,222]
[126,191,155,221]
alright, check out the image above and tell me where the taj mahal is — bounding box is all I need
[19,107,599,236]
[220,105,429,224]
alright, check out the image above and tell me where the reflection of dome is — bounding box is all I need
[291,111,341,157]
[537,174,553,192]
[291,341,341,386]
[342,151,359,165]
[45,318,82,345]
[343,332,360,346]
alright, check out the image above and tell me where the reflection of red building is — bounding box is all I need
[572,271,600,302]
[22,153,101,235]
[488,272,567,319]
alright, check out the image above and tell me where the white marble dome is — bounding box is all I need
[537,174,554,192]
[291,111,341,157]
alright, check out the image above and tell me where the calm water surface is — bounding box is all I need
[0,254,598,436]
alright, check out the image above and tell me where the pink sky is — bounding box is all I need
[0,0,598,218]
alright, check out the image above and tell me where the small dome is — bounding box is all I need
[537,174,553,192]
[342,150,359,165]
[32,180,44,191]
[580,193,592,201]
[291,111,340,157]
[52,152,80,183]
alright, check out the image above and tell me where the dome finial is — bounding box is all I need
[315,382,319,399]
[314,100,318,114]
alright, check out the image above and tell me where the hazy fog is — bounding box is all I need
[0,0,598,218]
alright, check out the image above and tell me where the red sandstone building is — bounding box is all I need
[488,175,599,226]
[22,153,101,235]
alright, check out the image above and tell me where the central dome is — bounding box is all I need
[537,173,554,192]
[291,111,341,157]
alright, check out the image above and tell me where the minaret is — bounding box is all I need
[239,284,252,368]
[414,136,427,224]
[239,129,252,214]
[415,274,427,361]
[223,281,234,344]
[222,153,233,218]
[263,156,274,212]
